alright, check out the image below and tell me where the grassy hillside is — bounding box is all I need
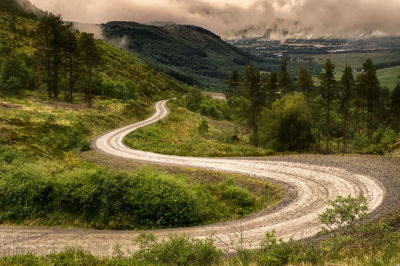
[101,22,278,90]
[124,98,277,157]
[0,10,186,102]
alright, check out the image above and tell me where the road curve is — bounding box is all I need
[0,100,387,257]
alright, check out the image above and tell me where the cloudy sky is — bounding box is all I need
[30,0,400,39]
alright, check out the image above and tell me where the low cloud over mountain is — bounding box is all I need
[30,0,400,40]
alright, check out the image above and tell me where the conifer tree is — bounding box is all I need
[296,66,314,95]
[278,58,292,94]
[319,59,337,153]
[79,33,101,107]
[358,59,380,146]
[34,13,65,99]
[340,65,355,153]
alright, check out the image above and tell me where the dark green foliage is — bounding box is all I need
[79,32,102,107]
[319,59,338,153]
[239,62,265,145]
[391,83,400,131]
[33,13,65,99]
[0,51,33,94]
[185,88,203,112]
[278,58,292,94]
[296,66,314,94]
[0,166,204,228]
[133,233,223,265]
[259,94,314,152]
[101,21,276,90]
[339,65,355,153]
[359,59,381,145]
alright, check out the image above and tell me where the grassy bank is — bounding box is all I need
[124,99,278,157]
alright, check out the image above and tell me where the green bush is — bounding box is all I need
[217,178,256,209]
[0,166,204,228]
[133,233,223,265]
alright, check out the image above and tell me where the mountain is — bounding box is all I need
[101,21,278,90]
[0,0,43,18]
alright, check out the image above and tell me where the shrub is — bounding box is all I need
[133,233,223,265]
[217,178,256,209]
[198,119,209,135]
[319,194,368,235]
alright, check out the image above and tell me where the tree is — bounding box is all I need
[278,58,292,94]
[79,33,101,107]
[259,94,314,152]
[319,59,338,153]
[296,66,314,95]
[359,59,381,146]
[186,88,203,112]
[339,66,355,153]
[61,25,79,102]
[391,83,400,132]
[34,13,65,99]
[226,70,241,137]
[239,62,265,145]
[266,71,279,106]
[0,52,32,94]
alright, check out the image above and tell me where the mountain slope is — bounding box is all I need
[101,22,278,90]
[0,6,185,101]
[0,0,43,18]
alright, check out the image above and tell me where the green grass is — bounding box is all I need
[377,65,400,90]
[124,100,277,157]
[294,51,400,90]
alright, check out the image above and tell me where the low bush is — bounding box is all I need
[0,166,204,229]
[133,233,223,265]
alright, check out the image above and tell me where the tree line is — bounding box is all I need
[225,59,400,153]
[0,13,141,106]
[33,13,101,106]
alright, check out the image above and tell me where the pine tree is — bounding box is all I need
[278,58,292,94]
[61,25,79,102]
[391,83,400,133]
[296,66,314,95]
[34,13,65,99]
[79,33,101,107]
[226,70,241,137]
[266,71,279,106]
[319,59,338,153]
[359,59,380,146]
[240,62,264,145]
[340,65,354,153]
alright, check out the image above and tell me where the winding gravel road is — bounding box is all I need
[0,100,397,257]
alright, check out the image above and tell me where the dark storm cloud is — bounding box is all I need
[30,0,400,39]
